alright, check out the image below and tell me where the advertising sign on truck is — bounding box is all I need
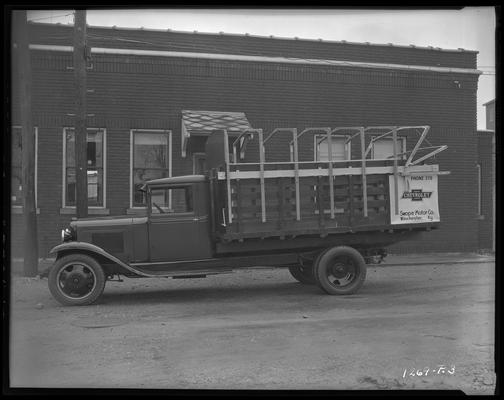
[389,174,440,225]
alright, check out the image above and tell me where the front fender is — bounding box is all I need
[49,242,146,276]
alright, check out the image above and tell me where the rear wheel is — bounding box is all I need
[288,264,315,285]
[48,254,106,306]
[314,246,366,295]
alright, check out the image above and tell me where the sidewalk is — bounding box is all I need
[382,252,495,266]
[9,252,495,277]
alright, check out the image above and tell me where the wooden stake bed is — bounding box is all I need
[205,126,449,243]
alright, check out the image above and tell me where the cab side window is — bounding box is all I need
[150,186,193,214]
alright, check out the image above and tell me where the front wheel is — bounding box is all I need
[48,254,106,306]
[314,246,366,295]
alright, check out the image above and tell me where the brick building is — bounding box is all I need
[483,99,496,131]
[10,22,484,256]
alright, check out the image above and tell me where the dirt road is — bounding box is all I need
[9,262,495,393]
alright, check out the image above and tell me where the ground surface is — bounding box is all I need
[9,261,495,394]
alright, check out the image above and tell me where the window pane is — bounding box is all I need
[66,131,75,167]
[150,187,193,214]
[65,129,104,206]
[87,131,103,168]
[171,187,193,213]
[133,169,169,206]
[66,130,104,168]
[66,167,103,206]
[372,138,404,160]
[66,167,76,205]
[150,188,170,213]
[87,169,103,206]
[132,131,170,207]
[193,154,207,174]
[134,133,168,169]
[317,137,348,161]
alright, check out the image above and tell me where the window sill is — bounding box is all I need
[11,207,40,214]
[60,208,110,215]
[126,208,147,215]
[126,208,177,215]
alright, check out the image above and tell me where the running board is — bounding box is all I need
[129,265,234,278]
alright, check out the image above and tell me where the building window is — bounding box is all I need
[371,137,406,160]
[192,152,207,174]
[63,128,106,207]
[131,129,172,208]
[12,126,38,207]
[314,135,351,161]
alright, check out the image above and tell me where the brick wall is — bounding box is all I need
[477,131,495,251]
[10,27,481,256]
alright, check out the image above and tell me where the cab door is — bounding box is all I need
[148,184,212,262]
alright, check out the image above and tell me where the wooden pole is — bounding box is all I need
[326,128,335,219]
[360,127,368,217]
[223,129,232,224]
[74,10,88,218]
[392,128,399,216]
[292,128,300,221]
[258,129,266,223]
[14,10,39,277]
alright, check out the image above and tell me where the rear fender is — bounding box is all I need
[49,242,145,277]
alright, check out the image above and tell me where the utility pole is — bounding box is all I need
[73,10,88,218]
[14,10,39,277]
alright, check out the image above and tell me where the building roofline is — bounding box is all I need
[29,44,483,75]
[483,99,495,106]
[27,21,480,54]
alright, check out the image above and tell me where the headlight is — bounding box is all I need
[61,228,74,242]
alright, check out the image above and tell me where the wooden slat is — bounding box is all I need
[348,175,354,227]
[352,200,387,208]
[223,164,440,180]
[237,204,300,214]
[316,176,325,229]
[235,178,242,234]
[352,174,387,183]
[277,176,285,231]
[348,186,386,195]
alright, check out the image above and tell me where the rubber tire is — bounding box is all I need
[314,246,366,295]
[288,264,316,285]
[48,254,106,306]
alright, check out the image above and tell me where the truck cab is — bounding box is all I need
[142,175,213,262]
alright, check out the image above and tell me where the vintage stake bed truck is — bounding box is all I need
[48,125,448,306]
